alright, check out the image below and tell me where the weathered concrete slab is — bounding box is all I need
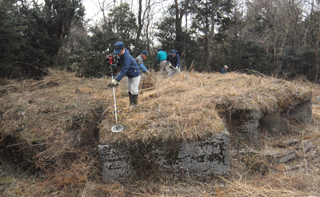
[283,139,299,146]
[289,102,312,123]
[276,139,298,147]
[297,140,313,153]
[246,148,296,164]
[217,98,312,143]
[98,130,230,182]
[244,139,313,164]
[274,150,296,163]
[259,112,290,134]
[218,104,312,143]
[219,109,261,142]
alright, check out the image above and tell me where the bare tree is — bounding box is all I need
[242,0,305,76]
[174,0,187,56]
[133,0,168,55]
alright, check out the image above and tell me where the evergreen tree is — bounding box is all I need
[0,0,25,78]
[0,0,84,78]
[189,0,235,71]
[108,3,138,50]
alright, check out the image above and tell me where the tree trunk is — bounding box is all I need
[204,0,209,71]
[174,0,185,55]
[314,25,320,83]
[208,0,216,71]
[183,0,189,70]
[134,0,143,57]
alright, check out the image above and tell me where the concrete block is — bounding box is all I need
[98,130,230,182]
[221,109,261,142]
[259,113,290,134]
[275,149,296,163]
[289,102,312,123]
[297,140,313,153]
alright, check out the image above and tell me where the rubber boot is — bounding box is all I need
[132,94,138,108]
[128,92,134,106]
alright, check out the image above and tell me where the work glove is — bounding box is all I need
[175,66,179,70]
[143,70,150,74]
[108,79,118,87]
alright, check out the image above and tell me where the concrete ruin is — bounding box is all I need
[99,98,312,182]
[218,99,312,143]
[98,130,230,182]
[98,80,313,182]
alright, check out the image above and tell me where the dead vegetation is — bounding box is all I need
[100,71,311,144]
[0,69,319,196]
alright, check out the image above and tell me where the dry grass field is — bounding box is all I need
[0,69,319,196]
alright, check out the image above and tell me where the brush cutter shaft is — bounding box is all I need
[168,64,180,72]
[169,63,181,73]
[111,74,119,126]
[109,65,123,132]
[106,57,123,132]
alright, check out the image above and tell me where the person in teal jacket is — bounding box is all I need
[157,47,168,74]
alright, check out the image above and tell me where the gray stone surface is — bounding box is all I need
[98,130,230,182]
[297,140,313,153]
[221,109,262,142]
[289,102,312,123]
[259,112,290,134]
[275,150,296,163]
[217,96,312,143]
[98,98,313,182]
[246,139,314,164]
[283,139,299,146]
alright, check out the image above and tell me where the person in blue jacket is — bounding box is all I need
[109,41,141,108]
[157,47,168,74]
[167,49,180,77]
[135,50,150,74]
[220,65,228,74]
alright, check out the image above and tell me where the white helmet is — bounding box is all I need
[224,65,228,68]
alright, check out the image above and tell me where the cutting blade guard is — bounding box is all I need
[111,124,124,133]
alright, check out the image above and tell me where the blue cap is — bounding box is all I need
[158,47,163,51]
[113,41,124,54]
[171,49,176,54]
[142,50,149,56]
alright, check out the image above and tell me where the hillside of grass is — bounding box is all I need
[0,69,319,196]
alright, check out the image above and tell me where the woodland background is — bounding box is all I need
[1,0,320,81]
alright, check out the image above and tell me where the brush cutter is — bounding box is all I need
[106,54,124,133]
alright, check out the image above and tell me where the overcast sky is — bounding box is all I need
[82,0,171,25]
[82,0,104,22]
